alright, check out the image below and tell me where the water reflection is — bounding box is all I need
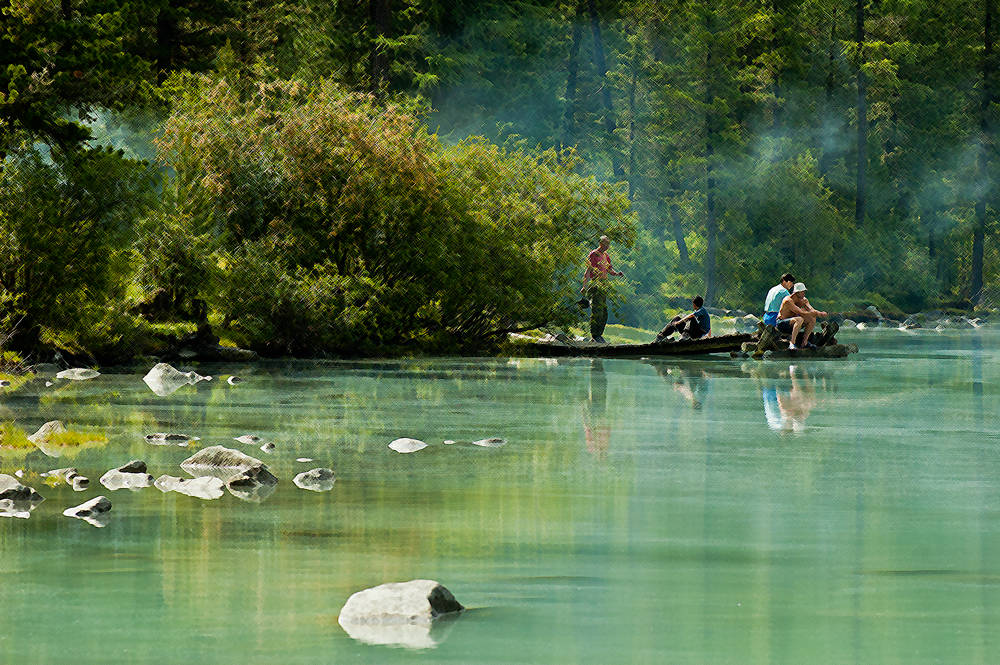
[649,364,713,411]
[753,364,824,433]
[582,360,609,458]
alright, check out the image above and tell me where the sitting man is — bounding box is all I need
[776,282,828,350]
[763,273,795,326]
[656,296,711,342]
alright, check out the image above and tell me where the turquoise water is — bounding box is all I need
[1,330,998,664]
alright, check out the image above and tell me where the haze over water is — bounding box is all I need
[1,330,997,664]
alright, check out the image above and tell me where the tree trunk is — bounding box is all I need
[626,33,640,200]
[855,0,867,227]
[669,201,690,266]
[561,2,584,152]
[156,8,178,84]
[819,11,838,177]
[586,0,625,179]
[369,0,391,96]
[972,0,994,305]
[704,32,718,306]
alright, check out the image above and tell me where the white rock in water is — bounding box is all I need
[443,440,456,445]
[154,475,225,500]
[234,434,262,445]
[227,376,243,385]
[145,432,199,445]
[471,437,506,448]
[45,381,53,387]
[63,496,112,527]
[296,457,314,463]
[0,474,44,503]
[100,463,154,491]
[293,468,335,492]
[0,380,10,387]
[338,580,464,649]
[389,438,427,454]
[856,322,868,330]
[259,442,275,453]
[142,362,210,397]
[41,467,89,491]
[14,469,24,478]
[56,368,100,381]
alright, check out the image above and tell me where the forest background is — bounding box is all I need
[1,0,998,360]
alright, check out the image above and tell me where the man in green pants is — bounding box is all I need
[580,235,625,343]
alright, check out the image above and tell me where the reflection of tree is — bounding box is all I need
[582,360,610,459]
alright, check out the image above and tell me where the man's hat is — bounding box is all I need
[792,282,807,293]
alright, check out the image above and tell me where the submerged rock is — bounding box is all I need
[144,432,200,446]
[30,363,61,377]
[227,376,243,385]
[259,442,275,453]
[142,363,211,397]
[338,580,464,649]
[471,437,506,448]
[233,434,262,445]
[296,457,315,463]
[293,468,335,492]
[154,475,225,500]
[389,438,428,454]
[0,498,34,519]
[41,467,89,491]
[56,368,100,381]
[63,496,112,527]
[100,461,154,491]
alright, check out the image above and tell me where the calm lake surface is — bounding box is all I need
[1,330,998,664]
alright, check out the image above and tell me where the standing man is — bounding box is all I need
[763,273,795,327]
[581,235,624,343]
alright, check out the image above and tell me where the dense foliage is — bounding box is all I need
[1,0,998,358]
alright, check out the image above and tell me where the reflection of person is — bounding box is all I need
[656,296,711,343]
[763,364,816,432]
[650,363,711,410]
[776,282,828,349]
[582,360,610,458]
[581,236,624,344]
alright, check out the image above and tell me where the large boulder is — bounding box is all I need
[338,580,464,648]
[293,468,335,492]
[27,420,66,445]
[180,445,277,483]
[142,363,211,397]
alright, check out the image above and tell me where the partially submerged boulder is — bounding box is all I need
[180,445,277,483]
[154,475,225,500]
[471,437,506,448]
[338,580,463,648]
[293,468,335,492]
[63,496,112,527]
[389,438,427,454]
[56,368,100,381]
[142,363,211,397]
[225,467,278,502]
[0,474,44,503]
[100,461,154,491]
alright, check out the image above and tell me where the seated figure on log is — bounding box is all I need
[776,283,828,350]
[656,296,711,343]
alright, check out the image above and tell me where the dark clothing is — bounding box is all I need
[588,284,608,340]
[776,318,795,335]
[692,306,710,334]
[658,314,708,340]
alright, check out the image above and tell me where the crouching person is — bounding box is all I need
[656,296,711,343]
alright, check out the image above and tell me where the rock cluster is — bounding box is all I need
[41,467,89,491]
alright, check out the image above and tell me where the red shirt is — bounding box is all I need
[586,249,615,280]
